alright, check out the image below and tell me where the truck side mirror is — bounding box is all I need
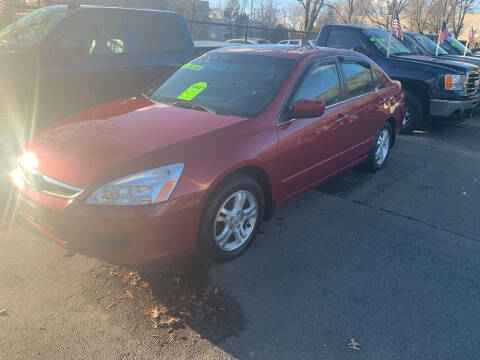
[352,46,371,57]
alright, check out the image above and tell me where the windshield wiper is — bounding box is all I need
[172,101,216,115]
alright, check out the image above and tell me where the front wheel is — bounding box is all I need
[198,174,265,261]
[364,122,392,172]
[400,93,425,134]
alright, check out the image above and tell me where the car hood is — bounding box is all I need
[437,54,480,68]
[25,98,248,188]
[395,54,478,73]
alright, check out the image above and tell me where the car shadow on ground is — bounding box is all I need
[108,255,248,346]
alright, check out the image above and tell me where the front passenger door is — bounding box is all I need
[277,60,349,201]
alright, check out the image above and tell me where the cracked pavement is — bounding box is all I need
[1,118,480,359]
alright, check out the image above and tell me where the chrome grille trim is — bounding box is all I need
[466,71,479,96]
[19,166,83,199]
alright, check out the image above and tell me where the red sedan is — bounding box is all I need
[10,46,405,264]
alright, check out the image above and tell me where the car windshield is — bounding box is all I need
[444,36,472,55]
[412,33,448,55]
[362,28,413,56]
[150,53,295,117]
[428,35,472,55]
[0,7,67,48]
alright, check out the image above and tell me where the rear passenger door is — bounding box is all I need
[337,57,386,159]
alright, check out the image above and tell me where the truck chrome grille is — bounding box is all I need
[466,71,479,97]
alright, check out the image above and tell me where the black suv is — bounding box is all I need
[316,25,480,133]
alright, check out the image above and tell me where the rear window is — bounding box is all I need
[132,14,185,53]
[150,53,295,117]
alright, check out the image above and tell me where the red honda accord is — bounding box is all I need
[10,46,405,264]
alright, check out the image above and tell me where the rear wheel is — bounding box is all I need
[400,93,424,134]
[198,174,265,261]
[364,122,392,172]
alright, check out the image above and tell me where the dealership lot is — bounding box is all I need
[1,117,480,359]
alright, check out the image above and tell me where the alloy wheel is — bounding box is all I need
[214,190,258,251]
[375,128,390,166]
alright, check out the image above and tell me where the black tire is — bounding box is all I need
[364,122,393,172]
[198,173,265,261]
[399,93,425,134]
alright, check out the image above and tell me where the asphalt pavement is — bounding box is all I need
[1,117,480,359]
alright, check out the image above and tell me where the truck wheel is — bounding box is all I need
[400,93,424,134]
[198,174,265,261]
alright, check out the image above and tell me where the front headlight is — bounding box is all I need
[86,163,184,206]
[444,74,466,92]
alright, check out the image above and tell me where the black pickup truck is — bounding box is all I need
[316,24,480,133]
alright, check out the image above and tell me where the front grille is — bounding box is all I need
[19,165,83,199]
[466,71,479,97]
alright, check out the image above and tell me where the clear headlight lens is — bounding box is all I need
[86,163,184,206]
[444,74,466,92]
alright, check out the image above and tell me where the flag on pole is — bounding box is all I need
[438,20,449,44]
[0,0,6,13]
[468,26,475,44]
[392,10,403,40]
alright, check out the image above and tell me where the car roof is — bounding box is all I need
[325,24,381,31]
[212,44,361,59]
[42,4,180,15]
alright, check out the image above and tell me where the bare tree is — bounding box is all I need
[297,0,326,32]
[365,0,409,29]
[449,0,475,37]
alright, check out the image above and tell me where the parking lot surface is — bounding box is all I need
[1,118,480,359]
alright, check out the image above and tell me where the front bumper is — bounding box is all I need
[429,95,479,120]
[13,190,205,265]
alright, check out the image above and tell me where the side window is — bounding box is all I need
[325,29,364,50]
[340,60,378,98]
[371,68,384,91]
[60,12,126,55]
[293,62,342,106]
[132,14,185,53]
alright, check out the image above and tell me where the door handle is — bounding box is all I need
[378,97,388,105]
[336,113,349,124]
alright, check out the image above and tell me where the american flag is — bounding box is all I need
[438,20,449,44]
[468,26,475,44]
[0,0,6,14]
[392,10,403,40]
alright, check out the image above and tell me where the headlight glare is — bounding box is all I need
[86,163,184,205]
[444,74,466,92]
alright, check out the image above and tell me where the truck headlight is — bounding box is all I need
[86,163,184,206]
[444,74,466,92]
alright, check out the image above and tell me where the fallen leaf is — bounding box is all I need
[106,302,117,310]
[347,338,360,351]
[158,317,181,327]
[151,306,167,319]
[107,290,113,295]
[140,281,149,289]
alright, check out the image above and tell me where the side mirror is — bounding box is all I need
[352,46,371,57]
[291,99,326,118]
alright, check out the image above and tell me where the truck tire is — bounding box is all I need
[400,93,424,134]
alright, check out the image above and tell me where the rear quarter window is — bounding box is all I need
[132,13,185,53]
